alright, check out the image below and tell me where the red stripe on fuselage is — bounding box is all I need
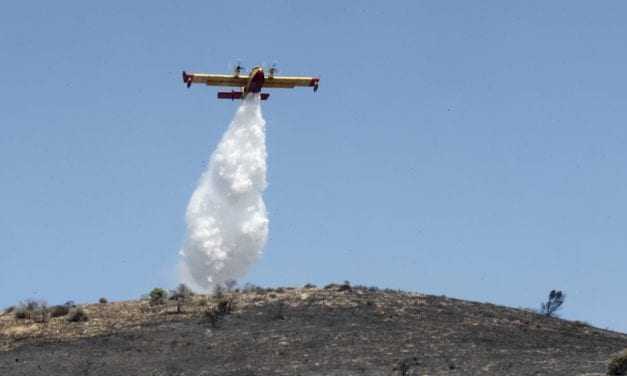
[247,68,265,94]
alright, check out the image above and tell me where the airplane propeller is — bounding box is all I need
[268,62,278,78]
[233,64,245,76]
[229,60,245,76]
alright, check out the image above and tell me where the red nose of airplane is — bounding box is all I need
[249,68,265,93]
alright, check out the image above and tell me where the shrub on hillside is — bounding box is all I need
[338,280,352,292]
[242,283,264,293]
[213,284,224,299]
[204,298,234,328]
[216,298,233,316]
[14,299,47,321]
[572,320,591,328]
[14,309,28,320]
[99,297,108,304]
[383,288,401,294]
[50,304,70,318]
[39,306,50,323]
[170,284,194,313]
[323,281,352,292]
[67,307,88,322]
[608,349,627,375]
[170,284,193,300]
[149,288,168,306]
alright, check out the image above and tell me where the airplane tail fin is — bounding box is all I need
[217,92,270,100]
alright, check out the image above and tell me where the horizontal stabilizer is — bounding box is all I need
[217,91,243,100]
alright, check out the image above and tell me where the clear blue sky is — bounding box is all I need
[1,1,626,332]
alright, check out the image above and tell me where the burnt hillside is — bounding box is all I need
[1,285,626,375]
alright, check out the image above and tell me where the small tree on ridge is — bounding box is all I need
[540,290,565,317]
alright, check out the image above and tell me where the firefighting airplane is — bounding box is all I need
[182,64,320,100]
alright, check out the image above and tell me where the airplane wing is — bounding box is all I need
[263,76,320,90]
[182,71,248,88]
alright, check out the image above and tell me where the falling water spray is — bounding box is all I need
[179,94,268,292]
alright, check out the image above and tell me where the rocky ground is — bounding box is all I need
[1,285,626,375]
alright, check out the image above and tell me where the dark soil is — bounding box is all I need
[1,287,625,375]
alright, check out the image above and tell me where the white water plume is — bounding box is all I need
[179,94,268,292]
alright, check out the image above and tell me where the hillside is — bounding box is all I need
[1,285,626,375]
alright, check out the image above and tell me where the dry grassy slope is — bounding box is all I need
[1,286,626,376]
